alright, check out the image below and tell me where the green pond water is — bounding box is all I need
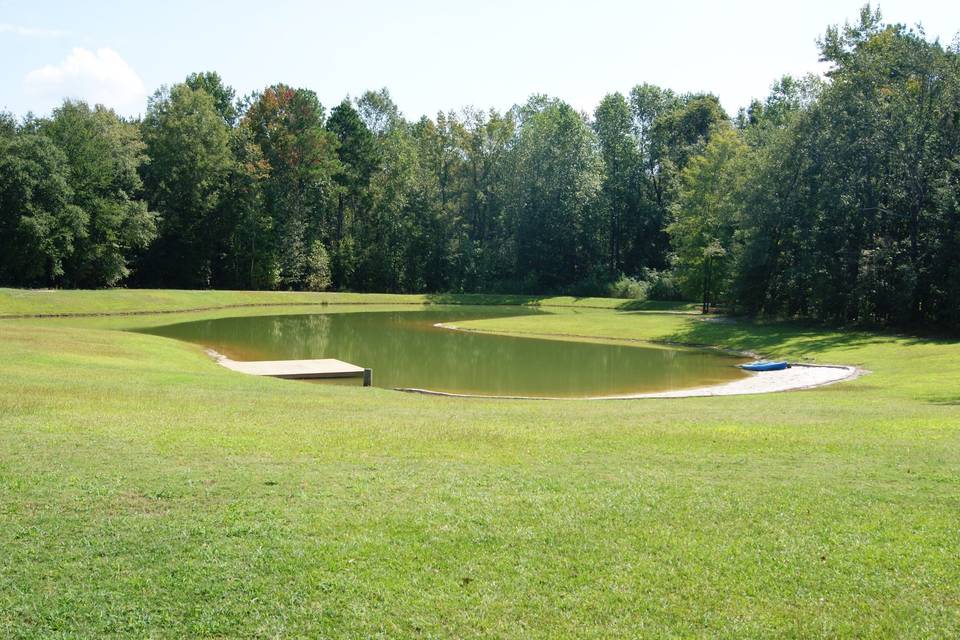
[141,306,747,397]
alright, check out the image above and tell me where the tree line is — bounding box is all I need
[1,6,959,327]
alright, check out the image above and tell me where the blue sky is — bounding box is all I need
[1,0,957,120]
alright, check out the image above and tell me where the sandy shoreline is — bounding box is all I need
[394,364,861,400]
[419,322,863,400]
[610,363,861,399]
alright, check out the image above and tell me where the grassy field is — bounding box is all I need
[1,289,958,638]
[0,288,697,317]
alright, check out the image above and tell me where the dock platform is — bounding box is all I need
[212,352,372,385]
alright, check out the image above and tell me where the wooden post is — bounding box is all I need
[363,369,373,387]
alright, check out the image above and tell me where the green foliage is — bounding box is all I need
[457,108,517,290]
[733,6,960,326]
[353,96,416,292]
[140,83,233,287]
[326,100,379,289]
[607,274,649,299]
[668,127,747,309]
[0,76,742,301]
[737,74,823,133]
[510,97,604,291]
[623,84,727,273]
[219,125,274,289]
[639,267,684,301]
[356,88,401,135]
[41,101,157,286]
[244,84,340,289]
[594,93,641,275]
[0,133,86,285]
[305,240,332,291]
[0,112,16,138]
[184,71,238,125]
[0,105,155,287]
[654,94,729,170]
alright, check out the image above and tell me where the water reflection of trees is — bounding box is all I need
[266,314,331,357]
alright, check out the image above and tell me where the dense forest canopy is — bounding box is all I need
[1,6,959,328]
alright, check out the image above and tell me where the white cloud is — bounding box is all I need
[24,47,146,115]
[0,23,67,38]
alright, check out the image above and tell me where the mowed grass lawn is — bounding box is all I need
[1,289,958,638]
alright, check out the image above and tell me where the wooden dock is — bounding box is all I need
[213,353,372,385]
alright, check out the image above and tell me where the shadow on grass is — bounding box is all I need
[425,293,702,313]
[426,293,550,307]
[426,293,959,360]
[615,300,701,313]
[662,318,895,358]
[667,315,960,359]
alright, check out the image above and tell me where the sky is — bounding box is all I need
[1,0,958,121]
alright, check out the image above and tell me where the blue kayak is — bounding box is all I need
[741,360,790,372]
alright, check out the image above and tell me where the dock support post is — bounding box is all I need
[363,368,373,387]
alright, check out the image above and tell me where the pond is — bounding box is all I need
[140,306,748,398]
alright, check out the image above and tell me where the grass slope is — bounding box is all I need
[1,290,958,638]
[0,288,698,317]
